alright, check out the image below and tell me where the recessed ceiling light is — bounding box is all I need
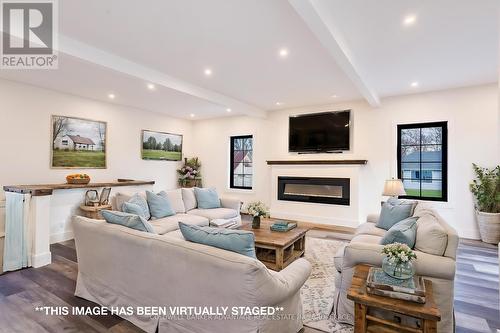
[411,81,419,88]
[204,68,212,76]
[147,83,156,90]
[279,48,289,58]
[275,102,283,106]
[108,93,115,99]
[190,113,195,118]
[331,94,338,98]
[403,15,417,26]
[226,108,232,113]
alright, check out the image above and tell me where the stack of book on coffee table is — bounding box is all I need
[270,220,297,232]
[366,267,426,303]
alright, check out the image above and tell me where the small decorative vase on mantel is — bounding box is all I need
[246,201,270,230]
[252,216,261,229]
[381,243,417,280]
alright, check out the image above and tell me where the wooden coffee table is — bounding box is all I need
[240,219,309,271]
[347,265,441,333]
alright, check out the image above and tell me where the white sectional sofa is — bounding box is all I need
[333,202,459,333]
[113,187,242,234]
[72,215,312,333]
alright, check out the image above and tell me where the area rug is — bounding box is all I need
[300,237,353,333]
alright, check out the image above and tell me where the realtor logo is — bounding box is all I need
[1,0,58,69]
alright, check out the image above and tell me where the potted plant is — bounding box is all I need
[470,164,500,244]
[177,157,202,188]
[246,201,270,229]
[381,243,417,280]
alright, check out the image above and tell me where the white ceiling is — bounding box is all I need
[0,0,497,119]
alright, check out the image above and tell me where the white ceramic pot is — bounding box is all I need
[476,211,500,244]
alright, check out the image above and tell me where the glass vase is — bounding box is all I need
[382,256,415,280]
[252,216,261,229]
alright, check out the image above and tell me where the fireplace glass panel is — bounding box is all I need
[283,184,343,198]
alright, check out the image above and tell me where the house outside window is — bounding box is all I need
[230,135,253,189]
[397,121,447,201]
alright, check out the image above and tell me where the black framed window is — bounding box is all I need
[397,121,447,201]
[230,135,253,189]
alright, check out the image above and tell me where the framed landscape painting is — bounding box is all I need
[141,130,183,161]
[51,115,107,168]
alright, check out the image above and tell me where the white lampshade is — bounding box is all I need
[383,179,406,197]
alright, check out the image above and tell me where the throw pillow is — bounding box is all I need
[178,222,256,258]
[193,187,221,209]
[127,193,150,220]
[102,210,155,233]
[380,216,418,248]
[122,202,147,218]
[376,197,416,230]
[146,191,176,219]
[182,188,197,211]
[415,214,448,256]
[159,189,186,213]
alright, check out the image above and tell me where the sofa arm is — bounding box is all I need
[366,213,380,224]
[220,197,242,212]
[255,258,311,306]
[343,242,456,280]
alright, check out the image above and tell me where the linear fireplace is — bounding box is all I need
[277,176,350,206]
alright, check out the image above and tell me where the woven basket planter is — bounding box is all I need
[476,211,500,244]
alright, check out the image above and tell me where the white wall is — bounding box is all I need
[193,84,499,239]
[0,78,194,241]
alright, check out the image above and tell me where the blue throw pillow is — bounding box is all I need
[193,187,221,209]
[146,191,175,219]
[102,210,155,233]
[122,202,146,218]
[127,194,150,220]
[380,217,418,248]
[178,222,256,258]
[376,198,416,230]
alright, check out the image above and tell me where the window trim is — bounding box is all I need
[397,121,448,202]
[230,135,253,190]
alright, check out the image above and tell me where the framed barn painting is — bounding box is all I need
[51,115,107,169]
[141,130,183,161]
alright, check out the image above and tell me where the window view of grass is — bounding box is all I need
[52,150,105,168]
[405,189,442,198]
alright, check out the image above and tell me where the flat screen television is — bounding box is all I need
[289,110,350,152]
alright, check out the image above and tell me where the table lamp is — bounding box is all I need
[383,178,406,198]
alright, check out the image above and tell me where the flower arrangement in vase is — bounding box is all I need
[381,243,417,280]
[177,157,202,187]
[246,201,269,229]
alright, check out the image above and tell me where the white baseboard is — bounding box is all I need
[50,231,74,244]
[32,252,51,268]
[270,210,359,228]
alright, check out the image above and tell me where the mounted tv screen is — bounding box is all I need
[289,110,350,152]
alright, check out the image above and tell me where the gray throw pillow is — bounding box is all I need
[146,191,176,219]
[127,194,151,220]
[102,210,155,233]
[178,222,256,258]
[380,217,418,248]
[376,198,416,230]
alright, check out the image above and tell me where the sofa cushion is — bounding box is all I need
[161,189,186,214]
[182,188,197,211]
[187,208,238,221]
[415,214,448,256]
[149,213,209,235]
[376,198,416,230]
[101,210,155,233]
[146,191,175,219]
[179,222,256,258]
[194,187,221,209]
[355,222,386,237]
[164,229,185,240]
[115,192,146,212]
[380,217,418,248]
[350,234,383,244]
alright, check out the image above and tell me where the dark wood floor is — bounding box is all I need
[0,238,498,333]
